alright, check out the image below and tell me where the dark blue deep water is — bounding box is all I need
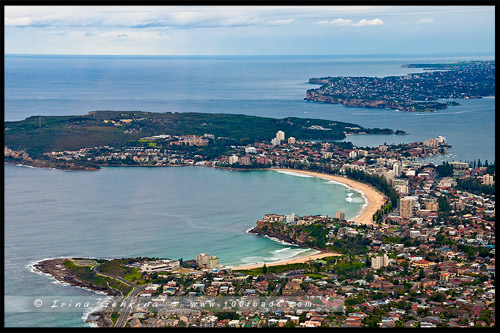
[4,54,495,326]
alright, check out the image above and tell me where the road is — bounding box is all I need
[114,286,144,327]
[92,264,145,327]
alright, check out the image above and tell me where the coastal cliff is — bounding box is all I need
[248,217,331,251]
[33,259,119,296]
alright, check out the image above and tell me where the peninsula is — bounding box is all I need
[305,60,495,112]
[4,111,404,170]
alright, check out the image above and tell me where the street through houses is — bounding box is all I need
[93,264,145,327]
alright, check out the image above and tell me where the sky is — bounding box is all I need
[4,5,496,55]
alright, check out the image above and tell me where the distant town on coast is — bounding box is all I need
[4,4,495,329]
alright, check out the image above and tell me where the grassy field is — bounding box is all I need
[111,311,119,326]
[98,259,140,278]
[305,273,328,279]
[124,268,142,282]
[63,259,132,296]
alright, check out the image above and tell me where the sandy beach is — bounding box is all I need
[231,251,341,270]
[232,168,387,270]
[271,168,387,226]
[232,169,386,270]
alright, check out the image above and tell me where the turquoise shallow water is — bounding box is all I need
[4,165,365,326]
[4,54,495,326]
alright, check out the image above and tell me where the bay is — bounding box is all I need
[4,164,364,326]
[4,54,495,326]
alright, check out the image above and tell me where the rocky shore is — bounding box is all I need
[33,259,118,296]
[4,147,100,171]
[33,258,116,327]
[86,309,114,327]
[305,90,446,112]
[248,225,325,252]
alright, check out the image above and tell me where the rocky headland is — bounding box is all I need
[33,259,118,296]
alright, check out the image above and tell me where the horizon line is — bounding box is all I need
[4,52,496,58]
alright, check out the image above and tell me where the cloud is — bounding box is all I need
[116,33,129,38]
[84,32,97,37]
[415,18,435,24]
[4,6,271,30]
[329,18,353,26]
[219,16,264,27]
[318,18,383,27]
[352,18,383,26]
[5,16,33,26]
[268,18,294,25]
[4,6,389,31]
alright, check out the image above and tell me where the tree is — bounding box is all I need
[436,162,453,178]
[418,269,425,281]
[438,195,451,213]
[216,311,239,321]
[401,260,409,271]
[362,315,380,328]
[262,264,267,274]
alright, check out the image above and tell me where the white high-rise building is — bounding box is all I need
[288,137,296,144]
[276,131,285,141]
[271,137,281,146]
[196,253,219,269]
[483,174,494,186]
[400,196,416,219]
[245,146,257,154]
[371,253,389,270]
[410,230,421,239]
[384,170,395,182]
[393,162,401,177]
[229,155,239,165]
[437,136,446,144]
[398,185,409,195]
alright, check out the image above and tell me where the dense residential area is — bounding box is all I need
[305,60,495,112]
[33,128,443,171]
[4,111,402,166]
[33,128,495,328]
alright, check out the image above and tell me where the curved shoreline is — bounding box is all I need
[270,168,386,226]
[233,168,386,270]
[24,168,384,283]
[231,251,341,270]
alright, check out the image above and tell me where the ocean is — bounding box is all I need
[4,54,495,326]
[5,54,495,162]
[5,165,364,327]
